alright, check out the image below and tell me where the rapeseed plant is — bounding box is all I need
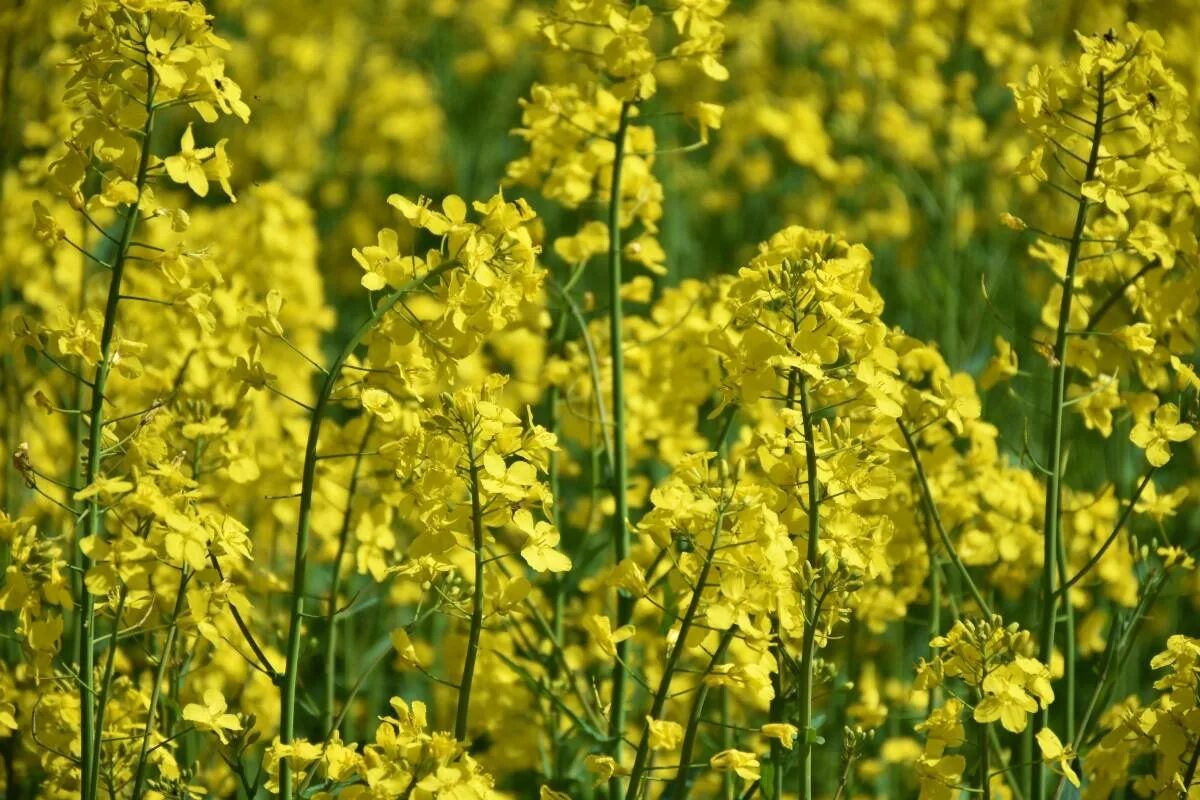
[1,2,1198,800]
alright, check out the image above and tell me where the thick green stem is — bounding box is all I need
[624,505,726,800]
[322,419,374,736]
[979,716,991,800]
[769,618,786,800]
[1055,532,1075,744]
[607,100,634,794]
[1035,69,1105,800]
[796,373,821,800]
[0,1,21,526]
[79,71,156,800]
[455,436,486,742]
[86,589,127,800]
[722,688,735,800]
[279,264,452,800]
[67,237,90,670]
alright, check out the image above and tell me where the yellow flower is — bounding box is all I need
[646,717,683,751]
[974,667,1039,733]
[164,124,215,197]
[513,509,571,573]
[916,747,966,800]
[761,722,799,749]
[584,754,629,785]
[1130,403,1195,467]
[74,476,134,503]
[709,749,761,781]
[182,689,243,744]
[391,628,421,668]
[584,614,636,658]
[1036,728,1080,787]
[999,212,1027,231]
[980,336,1018,390]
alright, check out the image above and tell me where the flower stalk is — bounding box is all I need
[607,99,635,789]
[79,66,156,800]
[624,502,727,800]
[1034,68,1106,800]
[279,263,452,800]
[796,372,821,800]
[455,432,486,741]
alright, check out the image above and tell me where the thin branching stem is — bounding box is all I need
[665,626,737,800]
[80,62,156,800]
[624,502,728,800]
[1035,69,1106,800]
[278,261,454,800]
[322,418,375,736]
[898,421,993,617]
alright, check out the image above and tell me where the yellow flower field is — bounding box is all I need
[1,2,1198,799]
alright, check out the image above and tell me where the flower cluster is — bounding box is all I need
[2,4,1200,800]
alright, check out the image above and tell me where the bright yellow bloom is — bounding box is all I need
[182,689,243,744]
[1130,403,1195,467]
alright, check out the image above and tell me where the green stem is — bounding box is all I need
[796,373,821,800]
[455,434,486,742]
[323,418,375,736]
[130,569,189,800]
[624,503,726,800]
[722,689,735,800]
[607,100,634,795]
[769,616,786,800]
[79,69,156,800]
[86,589,127,800]
[1020,724,1033,800]
[1035,68,1106,800]
[666,626,736,800]
[278,262,453,800]
[1072,574,1163,751]
[0,0,21,527]
[1055,531,1075,744]
[1057,469,1155,598]
[898,421,992,617]
[979,716,991,800]
[919,499,943,715]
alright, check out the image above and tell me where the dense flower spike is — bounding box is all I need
[1,3,1198,800]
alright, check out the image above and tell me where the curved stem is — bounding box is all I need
[1057,469,1155,597]
[898,421,993,617]
[278,263,452,800]
[322,418,375,736]
[923,501,943,714]
[79,67,156,800]
[607,100,634,794]
[1036,69,1106,800]
[455,434,486,742]
[666,626,736,800]
[130,569,190,800]
[624,504,726,800]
